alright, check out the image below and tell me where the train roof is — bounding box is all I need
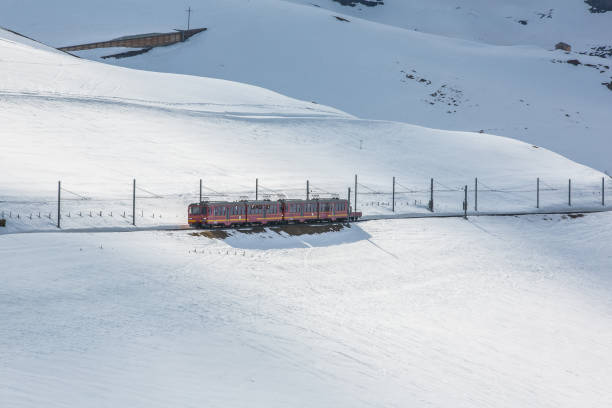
[188,197,346,207]
[189,199,281,206]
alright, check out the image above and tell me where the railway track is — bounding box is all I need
[3,206,610,235]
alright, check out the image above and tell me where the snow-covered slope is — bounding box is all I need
[1,28,608,233]
[2,215,612,407]
[2,0,611,172]
[288,0,612,49]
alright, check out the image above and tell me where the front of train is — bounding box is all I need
[187,203,207,228]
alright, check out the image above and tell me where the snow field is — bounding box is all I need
[1,214,611,407]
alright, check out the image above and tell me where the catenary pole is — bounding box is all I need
[256,178,258,201]
[57,181,61,228]
[603,177,605,207]
[132,179,136,226]
[307,180,309,200]
[429,178,434,212]
[568,179,572,206]
[475,177,478,211]
[537,177,540,209]
[199,178,202,205]
[392,176,395,212]
[354,174,358,212]
[348,187,351,222]
[463,185,468,219]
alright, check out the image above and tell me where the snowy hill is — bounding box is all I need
[288,0,612,49]
[1,27,608,233]
[1,0,611,173]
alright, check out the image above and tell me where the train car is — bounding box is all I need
[318,198,349,222]
[281,199,318,223]
[206,201,248,227]
[188,197,361,228]
[246,200,283,224]
[188,201,247,227]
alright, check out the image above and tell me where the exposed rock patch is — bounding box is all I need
[585,0,612,13]
[580,45,612,59]
[332,0,384,6]
[399,69,465,113]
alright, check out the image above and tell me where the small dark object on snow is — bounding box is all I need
[555,42,572,52]
[566,59,582,66]
[603,81,612,91]
[0,219,5,227]
[334,16,350,22]
[518,19,528,25]
[567,213,585,219]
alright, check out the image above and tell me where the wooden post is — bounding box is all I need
[474,177,478,212]
[568,179,571,207]
[256,178,258,201]
[429,178,434,212]
[307,180,309,200]
[392,176,395,212]
[57,181,61,229]
[537,178,540,209]
[354,174,358,212]
[132,179,136,226]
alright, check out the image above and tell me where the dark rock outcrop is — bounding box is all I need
[332,0,384,7]
[585,0,612,13]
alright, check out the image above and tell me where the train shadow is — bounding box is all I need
[190,222,371,249]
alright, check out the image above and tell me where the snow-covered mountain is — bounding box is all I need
[2,0,610,173]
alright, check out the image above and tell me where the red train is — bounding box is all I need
[188,198,362,228]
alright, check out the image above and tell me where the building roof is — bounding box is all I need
[112,32,166,41]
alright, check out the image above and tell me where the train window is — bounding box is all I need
[189,206,199,215]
